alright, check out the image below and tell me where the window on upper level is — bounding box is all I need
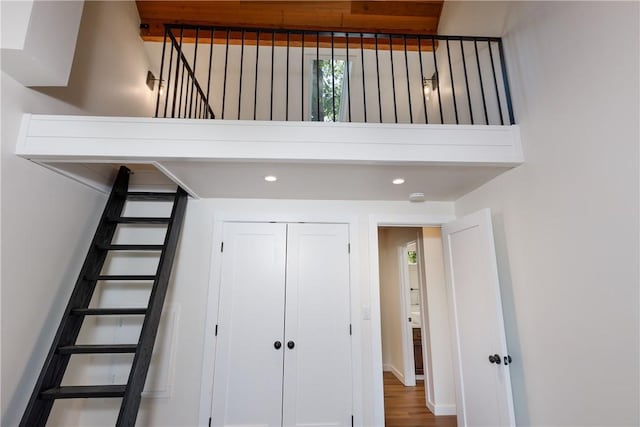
[309,58,352,122]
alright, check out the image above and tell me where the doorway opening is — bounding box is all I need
[377,226,457,426]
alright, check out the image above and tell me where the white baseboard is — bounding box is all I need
[427,400,457,416]
[383,364,405,385]
[415,374,424,380]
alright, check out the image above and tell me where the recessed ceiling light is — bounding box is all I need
[392,178,405,185]
[264,175,277,182]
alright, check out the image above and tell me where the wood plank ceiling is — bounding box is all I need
[136,1,445,42]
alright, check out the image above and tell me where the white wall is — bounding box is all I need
[1,2,157,425]
[447,2,639,426]
[73,198,453,426]
[1,0,84,87]
[420,227,456,414]
[378,227,420,381]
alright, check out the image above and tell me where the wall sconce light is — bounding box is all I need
[423,72,438,99]
[146,71,164,95]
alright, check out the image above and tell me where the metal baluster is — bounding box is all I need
[403,35,413,124]
[361,33,367,122]
[254,30,260,120]
[331,32,336,121]
[346,33,351,122]
[316,32,320,121]
[163,30,174,118]
[155,26,168,118]
[474,39,489,125]
[389,34,398,123]
[431,36,443,124]
[418,36,428,124]
[375,35,382,122]
[460,39,473,124]
[171,27,184,118]
[188,27,199,118]
[222,29,230,119]
[178,62,186,118]
[270,31,275,120]
[446,39,458,124]
[286,32,290,121]
[488,40,504,125]
[301,32,305,121]
[205,28,214,119]
[238,29,245,119]
[498,39,515,124]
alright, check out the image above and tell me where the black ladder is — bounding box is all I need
[20,166,188,426]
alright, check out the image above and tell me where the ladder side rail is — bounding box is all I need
[116,187,188,426]
[20,166,131,427]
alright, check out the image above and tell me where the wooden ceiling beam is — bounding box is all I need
[137,1,444,41]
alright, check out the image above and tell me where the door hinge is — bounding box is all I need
[215,324,218,336]
[351,415,354,427]
[349,324,352,335]
[208,417,212,427]
[220,242,224,252]
[348,243,351,253]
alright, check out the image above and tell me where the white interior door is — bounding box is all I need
[442,209,515,427]
[282,223,353,427]
[211,222,287,427]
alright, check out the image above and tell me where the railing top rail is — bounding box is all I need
[163,23,503,43]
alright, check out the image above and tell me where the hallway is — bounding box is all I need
[384,372,457,427]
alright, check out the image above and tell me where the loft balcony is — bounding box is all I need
[17,23,522,200]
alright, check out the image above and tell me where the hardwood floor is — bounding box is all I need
[384,372,457,427]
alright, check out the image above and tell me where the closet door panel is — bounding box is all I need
[283,223,353,427]
[211,222,287,427]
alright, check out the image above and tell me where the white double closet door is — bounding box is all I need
[211,222,352,427]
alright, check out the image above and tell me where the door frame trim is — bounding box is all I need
[198,211,362,427]
[398,241,416,387]
[368,214,455,427]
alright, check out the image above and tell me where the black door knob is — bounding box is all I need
[274,341,282,350]
[287,340,295,349]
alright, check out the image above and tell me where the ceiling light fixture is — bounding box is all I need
[392,178,406,185]
[264,175,278,182]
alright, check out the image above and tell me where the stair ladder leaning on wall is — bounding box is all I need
[20,166,188,427]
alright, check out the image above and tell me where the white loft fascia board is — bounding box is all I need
[0,1,84,86]
[17,114,524,165]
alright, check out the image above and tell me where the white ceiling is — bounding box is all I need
[158,160,509,201]
[43,159,512,201]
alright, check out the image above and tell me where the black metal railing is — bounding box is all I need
[153,24,515,125]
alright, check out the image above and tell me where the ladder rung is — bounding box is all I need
[109,217,171,224]
[70,308,147,316]
[101,244,164,251]
[91,275,156,281]
[57,344,138,355]
[40,385,126,399]
[127,192,176,201]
